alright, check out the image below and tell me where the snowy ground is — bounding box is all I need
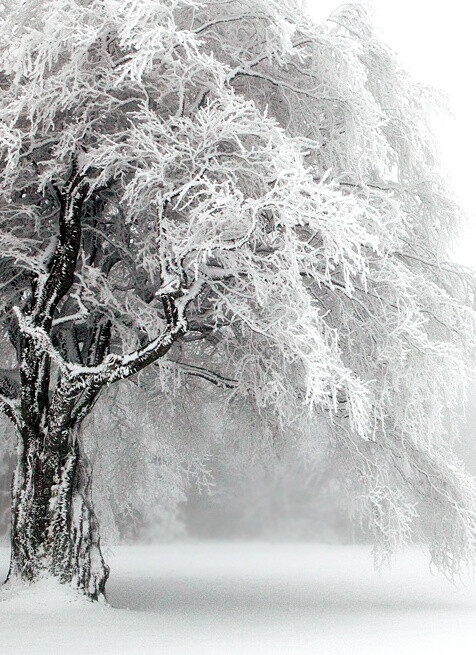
[1,542,476,654]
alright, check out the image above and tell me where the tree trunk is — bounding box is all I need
[5,431,109,600]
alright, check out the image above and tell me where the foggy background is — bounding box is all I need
[0,377,474,547]
[309,0,476,266]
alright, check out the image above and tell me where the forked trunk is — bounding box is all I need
[5,431,109,600]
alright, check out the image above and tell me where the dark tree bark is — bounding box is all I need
[1,174,112,598]
[7,429,109,600]
[0,155,196,599]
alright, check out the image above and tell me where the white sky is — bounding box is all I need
[305,0,476,267]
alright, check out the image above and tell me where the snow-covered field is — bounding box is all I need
[1,542,476,654]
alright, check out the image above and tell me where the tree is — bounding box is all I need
[0,0,475,600]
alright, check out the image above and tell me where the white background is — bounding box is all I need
[305,0,476,267]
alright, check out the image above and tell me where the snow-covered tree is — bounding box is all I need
[0,0,475,599]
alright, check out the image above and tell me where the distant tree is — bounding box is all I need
[0,0,475,599]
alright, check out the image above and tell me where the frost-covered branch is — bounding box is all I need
[52,294,88,327]
[92,285,204,384]
[30,169,88,328]
[13,307,68,372]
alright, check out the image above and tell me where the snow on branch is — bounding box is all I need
[13,306,69,371]
[58,281,205,389]
[52,293,88,327]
